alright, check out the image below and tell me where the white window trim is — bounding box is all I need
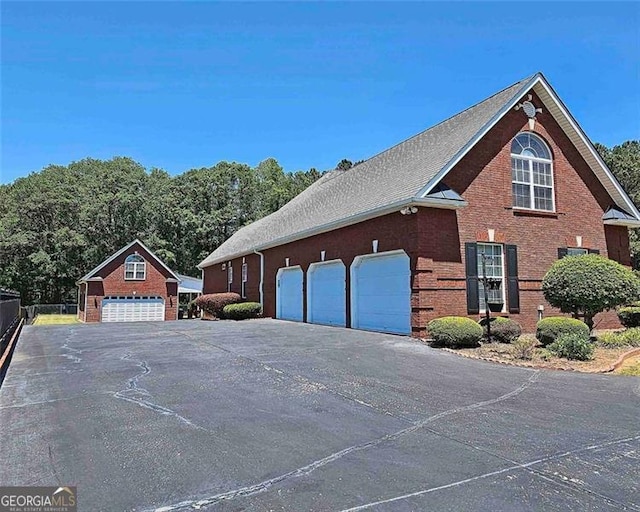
[477,243,506,314]
[124,255,146,281]
[227,263,233,292]
[241,263,248,298]
[511,134,556,212]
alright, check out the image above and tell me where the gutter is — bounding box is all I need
[253,250,265,309]
[199,196,467,268]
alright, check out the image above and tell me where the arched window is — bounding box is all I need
[124,254,146,280]
[511,133,554,211]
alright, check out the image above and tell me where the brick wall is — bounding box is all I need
[414,89,629,333]
[202,87,631,335]
[81,243,178,322]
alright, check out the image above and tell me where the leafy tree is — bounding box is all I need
[0,155,323,304]
[542,254,640,330]
[336,159,353,171]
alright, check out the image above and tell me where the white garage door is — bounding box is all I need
[101,296,165,322]
[276,267,304,322]
[307,260,346,327]
[351,251,411,335]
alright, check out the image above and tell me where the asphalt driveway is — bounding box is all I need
[0,319,638,511]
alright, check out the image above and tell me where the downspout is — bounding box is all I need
[253,250,265,310]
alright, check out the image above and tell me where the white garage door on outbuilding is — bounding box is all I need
[101,296,165,322]
[276,266,304,322]
[307,260,346,327]
[350,251,411,335]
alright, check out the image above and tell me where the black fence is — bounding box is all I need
[0,290,21,343]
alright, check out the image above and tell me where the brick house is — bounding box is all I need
[77,240,180,322]
[198,73,640,336]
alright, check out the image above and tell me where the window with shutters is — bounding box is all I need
[511,133,555,211]
[477,243,506,313]
[124,254,146,280]
[567,248,588,256]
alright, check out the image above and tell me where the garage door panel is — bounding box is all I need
[102,297,165,322]
[358,276,410,294]
[308,261,346,327]
[352,252,411,335]
[277,267,304,322]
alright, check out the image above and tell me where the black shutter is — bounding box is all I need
[558,248,568,259]
[588,249,600,254]
[506,244,520,314]
[465,243,479,314]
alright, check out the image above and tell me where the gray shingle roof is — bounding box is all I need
[199,74,537,268]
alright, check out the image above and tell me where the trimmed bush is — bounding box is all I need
[428,316,483,348]
[511,335,538,360]
[542,254,640,330]
[617,306,640,328]
[194,293,241,318]
[536,317,590,347]
[479,317,522,343]
[597,328,640,348]
[223,302,262,320]
[548,333,594,361]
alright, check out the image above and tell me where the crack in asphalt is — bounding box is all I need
[60,332,82,364]
[113,352,206,431]
[418,424,639,511]
[147,370,541,512]
[165,327,417,425]
[339,434,640,511]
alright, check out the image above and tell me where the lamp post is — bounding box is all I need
[479,253,503,343]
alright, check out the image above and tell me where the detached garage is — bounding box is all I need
[77,240,180,323]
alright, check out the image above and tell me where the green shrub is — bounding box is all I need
[511,335,538,360]
[479,317,522,343]
[223,302,262,320]
[548,333,594,361]
[598,328,640,348]
[597,331,628,348]
[617,306,640,328]
[194,293,241,318]
[536,317,590,347]
[428,317,483,348]
[542,254,640,330]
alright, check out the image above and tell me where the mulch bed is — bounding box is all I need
[439,336,632,373]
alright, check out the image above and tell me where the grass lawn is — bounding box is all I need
[33,314,79,326]
[617,356,640,376]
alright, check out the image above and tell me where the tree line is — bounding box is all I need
[0,157,322,304]
[0,142,638,304]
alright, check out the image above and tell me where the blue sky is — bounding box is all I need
[1,2,638,183]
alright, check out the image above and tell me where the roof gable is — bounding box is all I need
[78,240,181,283]
[419,73,640,224]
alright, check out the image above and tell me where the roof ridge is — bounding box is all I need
[197,73,544,268]
[360,73,537,164]
[296,73,537,192]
